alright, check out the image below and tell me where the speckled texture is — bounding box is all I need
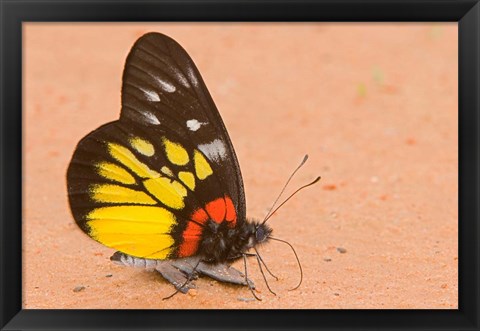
[23,23,458,309]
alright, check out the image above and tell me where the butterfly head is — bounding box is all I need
[252,220,272,246]
[226,218,273,255]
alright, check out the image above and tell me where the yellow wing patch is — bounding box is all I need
[178,171,195,190]
[143,177,187,209]
[193,150,213,180]
[96,162,136,185]
[163,138,189,165]
[86,205,176,259]
[84,138,219,259]
[108,143,160,178]
[95,233,174,259]
[129,137,155,157]
[161,166,174,177]
[90,233,174,259]
[102,142,193,210]
[87,205,176,226]
[90,184,156,205]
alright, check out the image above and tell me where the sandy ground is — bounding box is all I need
[23,23,458,309]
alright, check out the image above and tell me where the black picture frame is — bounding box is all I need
[1,1,478,330]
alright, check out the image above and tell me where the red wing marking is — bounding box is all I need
[178,208,206,257]
[224,196,237,224]
[205,197,226,223]
[178,196,238,257]
[191,208,209,224]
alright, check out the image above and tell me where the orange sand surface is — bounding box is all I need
[23,23,458,309]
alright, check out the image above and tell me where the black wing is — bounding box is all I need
[67,33,247,259]
[119,32,245,223]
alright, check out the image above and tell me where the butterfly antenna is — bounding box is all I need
[262,155,310,222]
[261,176,321,226]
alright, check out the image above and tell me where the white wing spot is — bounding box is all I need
[186,119,207,132]
[186,67,198,87]
[198,139,227,162]
[140,88,160,102]
[155,77,176,93]
[172,68,190,88]
[142,111,161,125]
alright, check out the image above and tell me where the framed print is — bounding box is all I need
[1,1,479,330]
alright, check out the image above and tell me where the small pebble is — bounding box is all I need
[334,293,340,296]
[337,247,347,254]
[73,286,85,293]
[188,289,198,297]
[105,274,113,278]
[323,258,332,262]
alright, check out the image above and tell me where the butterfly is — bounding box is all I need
[67,32,318,300]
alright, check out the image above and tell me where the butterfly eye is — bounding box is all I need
[255,227,266,243]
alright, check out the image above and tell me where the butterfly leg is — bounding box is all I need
[162,259,202,300]
[242,254,261,301]
[253,247,278,280]
[169,256,254,288]
[155,261,197,294]
[170,256,202,280]
[244,252,276,296]
[194,261,255,289]
[111,253,255,295]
